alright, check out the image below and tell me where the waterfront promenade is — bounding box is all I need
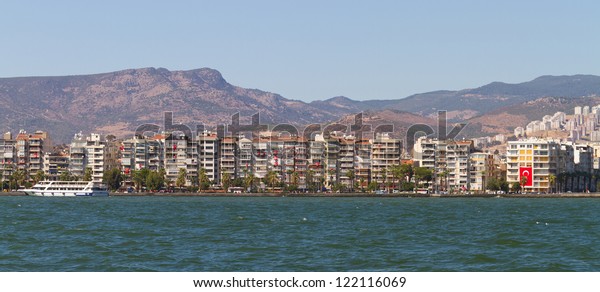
[4,191,600,198]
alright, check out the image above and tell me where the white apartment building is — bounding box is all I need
[469,153,495,191]
[413,137,474,191]
[69,133,118,183]
[198,131,219,183]
[371,133,401,187]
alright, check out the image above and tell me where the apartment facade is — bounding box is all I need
[506,139,562,193]
[371,133,401,187]
[469,153,495,191]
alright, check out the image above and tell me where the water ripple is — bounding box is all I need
[1,197,600,271]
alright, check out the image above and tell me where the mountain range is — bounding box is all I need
[1,68,600,143]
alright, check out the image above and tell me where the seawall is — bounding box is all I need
[4,191,600,198]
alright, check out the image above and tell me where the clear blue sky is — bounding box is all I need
[1,0,599,101]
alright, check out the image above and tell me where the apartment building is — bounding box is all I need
[219,136,237,182]
[323,135,340,187]
[413,137,474,191]
[0,132,16,180]
[469,153,495,191]
[69,133,119,183]
[506,139,562,193]
[164,132,198,186]
[338,136,355,188]
[307,134,325,187]
[252,137,269,181]
[198,131,219,183]
[12,130,49,181]
[43,153,70,181]
[237,137,253,177]
[445,140,474,190]
[355,139,372,188]
[371,133,401,186]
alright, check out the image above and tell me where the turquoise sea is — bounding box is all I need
[1,196,600,271]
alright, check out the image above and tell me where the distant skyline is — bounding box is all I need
[1,0,599,101]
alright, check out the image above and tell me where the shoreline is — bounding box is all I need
[3,191,600,198]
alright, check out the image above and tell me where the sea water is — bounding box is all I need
[1,196,600,271]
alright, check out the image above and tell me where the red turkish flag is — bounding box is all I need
[519,167,533,187]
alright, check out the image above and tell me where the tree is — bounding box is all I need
[59,171,72,182]
[486,177,501,191]
[132,168,150,191]
[331,182,344,193]
[358,177,366,192]
[33,170,46,184]
[159,168,167,181]
[103,168,123,191]
[305,169,316,192]
[198,167,210,191]
[413,167,433,189]
[389,165,403,191]
[548,174,556,193]
[520,176,528,193]
[291,171,300,190]
[146,171,164,191]
[176,168,187,190]
[221,172,231,192]
[367,181,378,193]
[232,177,244,188]
[244,172,255,192]
[399,163,414,183]
[83,167,93,181]
[401,181,416,192]
[500,179,510,193]
[346,170,355,192]
[438,169,450,192]
[511,181,522,193]
[558,172,567,193]
[265,170,278,191]
[380,168,388,191]
[10,170,26,190]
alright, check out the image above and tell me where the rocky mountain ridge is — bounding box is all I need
[1,68,599,143]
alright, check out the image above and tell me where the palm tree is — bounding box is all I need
[132,169,148,192]
[244,172,255,192]
[389,165,402,192]
[33,170,46,184]
[520,176,528,193]
[286,169,293,186]
[346,169,355,192]
[548,174,556,193]
[380,168,387,192]
[265,170,279,192]
[198,167,210,192]
[359,177,366,192]
[11,170,26,190]
[221,172,231,192]
[291,171,300,190]
[176,168,187,190]
[83,167,93,181]
[305,169,315,192]
[438,170,450,192]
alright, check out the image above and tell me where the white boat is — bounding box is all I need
[20,181,110,197]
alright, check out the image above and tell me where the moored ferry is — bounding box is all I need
[20,181,110,197]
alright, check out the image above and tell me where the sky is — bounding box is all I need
[1,0,599,102]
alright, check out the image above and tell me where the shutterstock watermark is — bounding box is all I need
[133,111,467,157]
